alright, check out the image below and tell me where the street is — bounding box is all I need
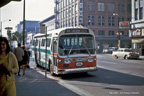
[16,54,144,96]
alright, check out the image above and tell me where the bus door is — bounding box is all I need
[34,39,39,65]
[38,40,41,65]
[52,37,58,73]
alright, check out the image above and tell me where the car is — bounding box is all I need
[103,47,118,54]
[112,48,139,59]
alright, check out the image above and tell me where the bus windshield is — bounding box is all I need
[58,35,95,56]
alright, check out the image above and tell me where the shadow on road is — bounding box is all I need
[15,68,79,96]
[60,68,144,86]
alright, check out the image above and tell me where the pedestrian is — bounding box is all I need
[10,45,14,53]
[0,37,19,96]
[26,48,31,68]
[14,43,24,76]
[21,45,29,75]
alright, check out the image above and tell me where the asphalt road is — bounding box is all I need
[25,54,144,96]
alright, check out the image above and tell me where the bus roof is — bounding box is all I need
[33,27,92,38]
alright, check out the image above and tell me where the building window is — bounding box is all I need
[61,11,63,19]
[66,9,68,17]
[135,8,138,20]
[98,30,105,36]
[87,15,95,25]
[75,4,78,14]
[140,0,143,7]
[63,10,65,18]
[140,7,143,19]
[64,0,66,7]
[75,16,77,26]
[108,3,115,12]
[108,30,115,36]
[127,4,131,13]
[67,20,69,27]
[118,17,124,22]
[98,2,105,11]
[118,4,124,12]
[69,19,71,27]
[98,16,105,26]
[69,7,71,16]
[88,2,95,11]
[72,17,74,26]
[108,16,115,26]
[127,17,131,21]
[72,6,75,14]
[69,0,71,4]
[66,0,68,5]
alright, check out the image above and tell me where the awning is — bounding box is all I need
[137,39,144,44]
[0,0,21,8]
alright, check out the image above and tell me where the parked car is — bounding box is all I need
[103,47,118,54]
[112,48,139,59]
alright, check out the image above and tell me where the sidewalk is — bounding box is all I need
[15,60,79,96]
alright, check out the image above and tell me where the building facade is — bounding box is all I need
[55,0,131,52]
[130,0,144,55]
[16,20,40,47]
[16,20,40,34]
[40,15,55,34]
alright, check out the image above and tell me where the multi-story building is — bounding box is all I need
[16,20,40,47]
[129,0,144,55]
[40,15,55,34]
[16,20,40,34]
[55,0,131,52]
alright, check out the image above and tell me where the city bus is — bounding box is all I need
[32,27,97,75]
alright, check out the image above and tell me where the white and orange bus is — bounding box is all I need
[32,27,97,75]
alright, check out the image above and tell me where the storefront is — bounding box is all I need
[129,28,144,55]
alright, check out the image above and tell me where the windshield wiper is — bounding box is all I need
[67,45,75,57]
[82,43,91,56]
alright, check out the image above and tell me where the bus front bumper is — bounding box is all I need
[57,67,97,74]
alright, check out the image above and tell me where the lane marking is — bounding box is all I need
[100,61,117,64]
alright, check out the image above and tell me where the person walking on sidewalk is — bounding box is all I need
[0,37,19,96]
[14,43,24,76]
[21,45,29,75]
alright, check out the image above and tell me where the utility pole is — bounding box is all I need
[23,0,25,45]
[113,13,121,48]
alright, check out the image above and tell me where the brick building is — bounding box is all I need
[54,0,131,52]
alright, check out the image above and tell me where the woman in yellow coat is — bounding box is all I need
[0,37,19,96]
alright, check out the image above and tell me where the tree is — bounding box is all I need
[9,31,27,44]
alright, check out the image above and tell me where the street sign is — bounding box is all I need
[5,27,13,30]
[119,21,130,29]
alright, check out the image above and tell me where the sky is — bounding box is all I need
[0,0,55,37]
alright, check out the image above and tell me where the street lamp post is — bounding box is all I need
[0,19,11,37]
[113,13,121,48]
[23,0,26,45]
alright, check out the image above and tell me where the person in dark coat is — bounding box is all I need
[21,45,29,75]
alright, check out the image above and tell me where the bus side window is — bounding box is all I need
[41,39,46,46]
[32,40,35,46]
[46,38,51,47]
[36,39,38,46]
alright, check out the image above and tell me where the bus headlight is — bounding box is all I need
[87,57,94,62]
[57,59,63,63]
[64,58,72,64]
